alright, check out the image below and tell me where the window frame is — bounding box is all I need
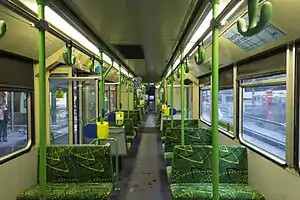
[238,76,287,165]
[199,86,211,124]
[0,89,34,164]
[200,86,235,138]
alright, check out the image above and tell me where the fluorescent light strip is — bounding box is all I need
[183,0,233,57]
[19,0,131,75]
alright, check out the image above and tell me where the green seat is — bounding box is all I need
[17,183,113,200]
[166,166,172,182]
[124,118,135,142]
[171,183,265,200]
[17,145,114,200]
[164,152,173,165]
[169,145,265,200]
[164,128,211,166]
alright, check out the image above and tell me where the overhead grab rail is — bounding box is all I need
[0,0,136,76]
[166,0,267,79]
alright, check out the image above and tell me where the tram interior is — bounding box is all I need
[0,0,300,200]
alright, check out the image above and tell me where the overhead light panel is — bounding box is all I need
[19,0,115,68]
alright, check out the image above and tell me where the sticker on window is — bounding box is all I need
[224,16,285,52]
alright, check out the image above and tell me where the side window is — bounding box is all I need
[219,89,234,133]
[201,89,211,123]
[240,75,286,161]
[0,91,31,159]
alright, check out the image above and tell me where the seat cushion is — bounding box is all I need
[170,183,265,200]
[166,166,172,182]
[17,182,113,200]
[164,152,173,166]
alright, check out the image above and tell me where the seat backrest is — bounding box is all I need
[45,145,113,183]
[163,119,199,134]
[164,128,212,152]
[171,145,248,184]
[124,118,134,136]
[184,128,211,145]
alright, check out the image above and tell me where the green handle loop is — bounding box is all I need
[63,45,76,66]
[237,0,273,37]
[0,20,7,39]
[88,58,95,73]
[194,45,206,65]
[176,69,180,78]
[185,59,190,73]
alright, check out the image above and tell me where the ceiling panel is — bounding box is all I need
[62,0,195,82]
[0,5,64,60]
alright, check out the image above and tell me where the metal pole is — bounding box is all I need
[36,0,47,198]
[127,78,130,118]
[132,81,135,113]
[165,79,168,105]
[78,83,83,144]
[212,0,220,199]
[118,66,121,110]
[170,65,174,128]
[104,60,114,78]
[99,52,104,123]
[95,80,99,121]
[180,51,185,145]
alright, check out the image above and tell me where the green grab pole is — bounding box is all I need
[180,51,185,145]
[118,65,121,110]
[170,65,174,128]
[212,0,220,199]
[99,52,104,123]
[104,60,114,79]
[132,81,135,114]
[127,78,130,118]
[36,1,47,199]
[89,138,119,190]
[166,79,168,105]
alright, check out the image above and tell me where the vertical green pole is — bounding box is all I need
[118,66,121,110]
[127,78,130,118]
[166,80,168,105]
[37,1,47,198]
[99,52,104,123]
[132,81,135,113]
[212,0,220,199]
[180,51,185,145]
[170,65,174,128]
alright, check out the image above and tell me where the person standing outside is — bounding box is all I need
[0,104,9,142]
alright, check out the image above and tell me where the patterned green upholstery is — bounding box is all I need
[164,152,174,166]
[162,119,199,134]
[17,145,113,200]
[171,145,247,184]
[171,183,265,200]
[169,145,265,200]
[124,111,140,127]
[124,118,135,143]
[17,183,113,200]
[166,166,172,182]
[164,128,212,166]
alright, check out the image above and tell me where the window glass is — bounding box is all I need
[241,84,286,160]
[49,74,69,145]
[219,89,234,132]
[201,90,211,123]
[110,86,117,111]
[242,74,286,83]
[0,91,29,157]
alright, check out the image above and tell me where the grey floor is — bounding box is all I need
[112,112,172,200]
